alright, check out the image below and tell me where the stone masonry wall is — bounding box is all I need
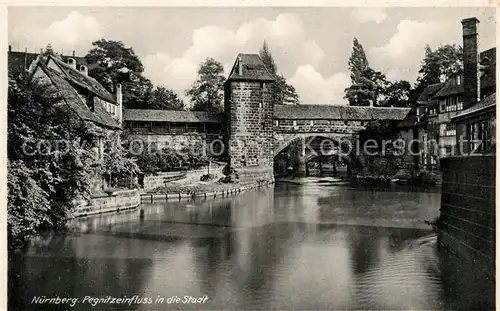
[438,155,495,276]
[127,133,223,156]
[227,81,274,183]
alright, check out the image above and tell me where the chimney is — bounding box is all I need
[24,47,27,71]
[79,65,88,76]
[72,50,75,57]
[67,57,77,70]
[116,84,123,124]
[238,55,243,76]
[8,45,11,52]
[462,17,480,109]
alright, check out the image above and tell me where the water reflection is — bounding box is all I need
[8,182,489,310]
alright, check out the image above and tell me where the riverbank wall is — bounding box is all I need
[142,164,225,191]
[75,189,141,217]
[140,179,274,204]
[437,155,495,282]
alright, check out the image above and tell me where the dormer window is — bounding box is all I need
[86,94,94,111]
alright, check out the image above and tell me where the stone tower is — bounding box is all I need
[224,54,276,184]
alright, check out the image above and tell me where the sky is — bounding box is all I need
[8,7,496,106]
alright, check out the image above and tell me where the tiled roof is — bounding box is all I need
[49,56,116,104]
[417,83,444,102]
[273,105,410,121]
[434,73,463,98]
[8,51,39,75]
[433,47,496,99]
[226,54,275,82]
[422,99,439,108]
[452,92,496,120]
[8,50,87,75]
[480,48,496,89]
[123,109,224,123]
[397,106,418,129]
[41,65,121,129]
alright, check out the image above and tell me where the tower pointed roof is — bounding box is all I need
[226,54,275,83]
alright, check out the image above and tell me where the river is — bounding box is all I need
[7,179,481,310]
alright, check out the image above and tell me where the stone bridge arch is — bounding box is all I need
[273,133,363,177]
[273,133,352,158]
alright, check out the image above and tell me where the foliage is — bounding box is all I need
[98,131,141,187]
[348,38,370,83]
[186,58,225,112]
[384,80,412,107]
[259,41,300,105]
[416,44,463,89]
[85,39,153,109]
[273,138,302,175]
[134,144,208,175]
[7,75,97,249]
[259,41,277,75]
[345,38,391,106]
[148,87,185,110]
[345,38,414,107]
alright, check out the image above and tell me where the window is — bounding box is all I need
[444,96,460,112]
[440,100,446,112]
[293,120,298,129]
[259,102,263,108]
[310,120,314,126]
[457,95,463,110]
[86,95,95,111]
[275,120,279,126]
[445,123,456,136]
[456,75,461,85]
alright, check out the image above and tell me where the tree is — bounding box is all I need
[99,132,140,188]
[344,38,389,106]
[259,41,277,75]
[348,38,370,84]
[416,44,463,88]
[85,39,153,109]
[259,41,300,105]
[186,58,225,112]
[345,67,390,106]
[384,80,412,107]
[8,75,97,248]
[149,87,185,110]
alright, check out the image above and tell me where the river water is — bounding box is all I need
[8,179,481,310]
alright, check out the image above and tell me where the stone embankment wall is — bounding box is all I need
[438,155,495,277]
[75,189,140,217]
[142,165,225,191]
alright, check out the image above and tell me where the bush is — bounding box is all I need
[135,144,209,175]
[8,76,97,249]
[200,174,215,182]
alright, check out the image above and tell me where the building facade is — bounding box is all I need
[9,44,124,193]
[413,17,495,167]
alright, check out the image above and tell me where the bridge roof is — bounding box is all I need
[123,109,224,123]
[273,105,410,121]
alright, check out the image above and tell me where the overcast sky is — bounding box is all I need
[8,7,496,105]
